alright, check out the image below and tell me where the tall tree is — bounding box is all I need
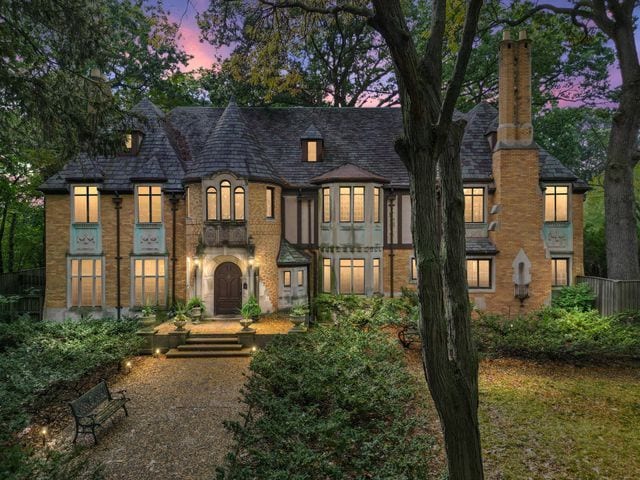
[202,1,485,478]
[513,0,640,280]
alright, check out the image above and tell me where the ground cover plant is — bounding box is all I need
[217,324,436,479]
[0,316,142,479]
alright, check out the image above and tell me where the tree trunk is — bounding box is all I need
[7,212,16,273]
[0,203,8,274]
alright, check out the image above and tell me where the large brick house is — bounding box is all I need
[40,33,587,320]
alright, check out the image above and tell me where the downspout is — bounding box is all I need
[388,190,395,298]
[112,194,122,320]
[169,194,179,306]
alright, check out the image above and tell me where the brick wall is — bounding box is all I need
[44,195,69,309]
[382,247,414,294]
[572,193,585,280]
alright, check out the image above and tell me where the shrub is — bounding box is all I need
[475,307,640,361]
[551,283,596,312]
[216,325,435,479]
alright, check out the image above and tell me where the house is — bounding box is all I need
[40,32,587,320]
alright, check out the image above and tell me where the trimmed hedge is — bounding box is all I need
[474,307,640,361]
[217,324,435,479]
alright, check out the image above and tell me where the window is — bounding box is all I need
[353,187,365,222]
[283,270,291,287]
[339,259,365,294]
[122,131,142,154]
[266,187,275,218]
[70,258,102,307]
[206,187,217,220]
[134,257,166,305]
[339,187,351,222]
[73,186,99,223]
[467,259,491,289]
[234,187,245,220]
[545,185,569,222]
[411,257,418,282]
[323,258,332,292]
[373,258,381,292]
[552,258,570,286]
[464,187,484,223]
[137,185,162,223]
[373,187,381,223]
[186,187,191,218]
[297,270,304,287]
[307,141,318,162]
[322,188,331,222]
[220,181,231,220]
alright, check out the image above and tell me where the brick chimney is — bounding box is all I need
[496,30,533,148]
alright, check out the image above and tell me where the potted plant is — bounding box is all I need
[186,297,206,323]
[171,302,189,331]
[139,304,156,330]
[239,296,261,332]
[289,303,309,332]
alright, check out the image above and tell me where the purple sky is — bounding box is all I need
[162,1,633,99]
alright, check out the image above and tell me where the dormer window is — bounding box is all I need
[122,131,143,155]
[301,124,324,162]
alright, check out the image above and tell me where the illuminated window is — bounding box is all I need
[266,187,275,218]
[411,257,418,281]
[353,187,365,222]
[70,258,102,307]
[124,133,133,150]
[297,270,304,287]
[323,258,332,292]
[137,185,162,223]
[122,131,142,154]
[186,187,191,218]
[339,259,365,294]
[464,187,484,223]
[283,270,291,287]
[373,187,381,223]
[234,187,245,220]
[340,187,351,222]
[322,188,331,222]
[73,186,99,223]
[134,257,166,306]
[307,141,318,162]
[467,259,492,289]
[220,181,231,220]
[373,258,381,292]
[552,258,570,286]
[206,187,217,220]
[545,185,569,222]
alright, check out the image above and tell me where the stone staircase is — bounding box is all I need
[165,334,252,358]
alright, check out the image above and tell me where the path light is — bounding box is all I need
[41,427,48,446]
[154,348,161,357]
[125,360,132,373]
[251,346,257,353]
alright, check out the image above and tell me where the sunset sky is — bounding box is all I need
[161,0,632,101]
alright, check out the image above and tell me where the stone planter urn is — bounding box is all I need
[173,315,188,331]
[239,318,254,332]
[289,314,307,333]
[139,314,156,330]
[190,307,202,324]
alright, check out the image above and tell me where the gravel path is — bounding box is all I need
[56,355,250,479]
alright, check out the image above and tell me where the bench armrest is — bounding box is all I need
[113,389,129,400]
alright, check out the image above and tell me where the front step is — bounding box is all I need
[165,349,252,358]
[177,343,244,351]
[185,336,239,344]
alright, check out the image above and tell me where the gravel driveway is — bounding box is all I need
[59,355,250,479]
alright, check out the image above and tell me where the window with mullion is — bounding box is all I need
[70,258,102,307]
[551,258,570,286]
[266,187,275,218]
[339,259,365,294]
[544,185,569,222]
[73,186,99,223]
[466,259,492,289]
[137,185,162,223]
[134,257,166,306]
[463,187,484,223]
[322,188,331,223]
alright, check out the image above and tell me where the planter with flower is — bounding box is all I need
[239,296,261,332]
[289,303,309,333]
[139,304,157,330]
[171,302,189,331]
[187,297,206,323]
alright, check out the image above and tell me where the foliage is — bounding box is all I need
[239,295,261,319]
[474,307,640,361]
[289,302,310,318]
[186,296,206,312]
[551,283,596,312]
[140,304,156,316]
[216,324,435,479]
[0,317,141,477]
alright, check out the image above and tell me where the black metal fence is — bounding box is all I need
[0,267,45,320]
[577,276,640,316]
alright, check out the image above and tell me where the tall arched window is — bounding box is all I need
[206,187,217,220]
[234,187,245,220]
[220,181,231,220]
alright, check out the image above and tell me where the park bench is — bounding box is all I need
[398,324,421,348]
[69,380,129,445]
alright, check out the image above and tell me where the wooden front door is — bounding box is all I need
[214,262,242,315]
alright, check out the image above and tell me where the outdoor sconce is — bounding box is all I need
[512,249,531,306]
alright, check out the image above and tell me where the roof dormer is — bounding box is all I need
[301,124,323,162]
[122,130,143,155]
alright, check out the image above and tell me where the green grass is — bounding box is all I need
[479,358,640,479]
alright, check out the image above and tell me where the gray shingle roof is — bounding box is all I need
[41,98,584,193]
[301,124,323,139]
[310,163,389,184]
[466,237,498,255]
[277,239,311,266]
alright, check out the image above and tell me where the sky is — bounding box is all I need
[161,0,634,100]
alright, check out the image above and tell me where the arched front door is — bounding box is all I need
[214,262,242,315]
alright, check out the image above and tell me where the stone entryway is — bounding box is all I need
[214,262,242,315]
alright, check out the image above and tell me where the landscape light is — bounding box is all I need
[154,348,161,357]
[41,427,48,446]
[251,346,257,352]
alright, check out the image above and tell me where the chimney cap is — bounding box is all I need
[502,31,511,41]
[519,30,527,40]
